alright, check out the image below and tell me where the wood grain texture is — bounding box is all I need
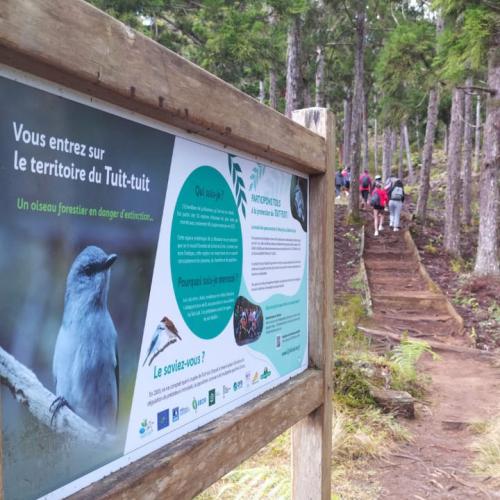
[70,369,323,499]
[0,0,326,174]
[291,108,335,500]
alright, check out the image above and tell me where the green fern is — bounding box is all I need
[391,336,439,380]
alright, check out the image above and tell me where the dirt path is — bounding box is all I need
[360,225,500,498]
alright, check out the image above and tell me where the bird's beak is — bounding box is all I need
[103,254,117,270]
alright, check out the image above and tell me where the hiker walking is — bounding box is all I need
[387,178,405,231]
[370,180,388,236]
[359,169,372,210]
[335,169,344,198]
[342,167,351,197]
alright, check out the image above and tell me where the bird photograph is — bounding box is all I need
[51,245,119,433]
[290,175,308,232]
[143,316,182,367]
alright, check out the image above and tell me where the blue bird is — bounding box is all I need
[142,316,181,367]
[51,246,119,433]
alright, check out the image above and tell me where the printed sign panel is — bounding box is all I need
[0,68,308,499]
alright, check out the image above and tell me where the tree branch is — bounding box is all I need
[159,14,203,46]
[456,85,496,95]
[0,346,113,445]
[148,339,177,367]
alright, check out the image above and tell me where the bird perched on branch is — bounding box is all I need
[51,246,119,433]
[143,316,181,367]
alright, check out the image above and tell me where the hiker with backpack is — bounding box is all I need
[359,169,372,209]
[335,168,344,198]
[387,178,405,231]
[342,167,351,196]
[372,174,382,193]
[370,181,388,236]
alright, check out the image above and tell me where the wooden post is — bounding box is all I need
[291,108,334,499]
[0,394,3,499]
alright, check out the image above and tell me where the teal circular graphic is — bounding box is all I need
[171,166,243,339]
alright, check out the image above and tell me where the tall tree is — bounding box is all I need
[348,0,366,219]
[362,95,369,171]
[416,87,440,220]
[373,113,379,174]
[382,126,392,181]
[315,46,326,106]
[473,94,482,171]
[268,9,279,110]
[435,0,499,274]
[398,124,404,180]
[443,87,464,256]
[461,76,474,225]
[403,123,414,183]
[343,97,352,167]
[474,33,499,275]
[285,14,303,117]
[416,16,444,221]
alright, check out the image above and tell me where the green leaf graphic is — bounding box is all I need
[228,154,247,218]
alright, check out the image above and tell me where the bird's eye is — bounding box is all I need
[82,265,93,276]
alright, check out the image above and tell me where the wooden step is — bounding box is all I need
[364,251,414,261]
[372,295,449,315]
[364,259,419,271]
[371,315,460,337]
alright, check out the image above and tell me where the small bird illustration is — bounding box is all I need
[51,246,119,433]
[143,316,181,367]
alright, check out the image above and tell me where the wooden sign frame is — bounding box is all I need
[0,1,334,498]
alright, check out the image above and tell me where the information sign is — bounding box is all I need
[0,70,308,499]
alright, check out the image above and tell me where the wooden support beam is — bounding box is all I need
[70,369,323,499]
[0,0,326,175]
[291,108,335,500]
[0,392,3,500]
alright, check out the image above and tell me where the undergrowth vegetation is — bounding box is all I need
[200,286,433,499]
[334,295,432,406]
[471,416,500,488]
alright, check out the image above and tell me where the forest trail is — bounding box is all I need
[360,226,500,499]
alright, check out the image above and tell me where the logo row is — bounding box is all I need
[140,367,272,437]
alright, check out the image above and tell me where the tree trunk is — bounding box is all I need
[285,15,302,118]
[443,125,448,157]
[462,77,473,225]
[403,123,414,183]
[382,126,392,181]
[474,94,481,172]
[415,114,421,164]
[416,87,440,221]
[398,124,404,179]
[343,98,352,167]
[303,83,312,108]
[269,69,277,109]
[315,46,325,107]
[474,41,500,276]
[374,117,379,174]
[258,80,265,104]
[362,94,369,171]
[443,87,464,256]
[348,2,366,220]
